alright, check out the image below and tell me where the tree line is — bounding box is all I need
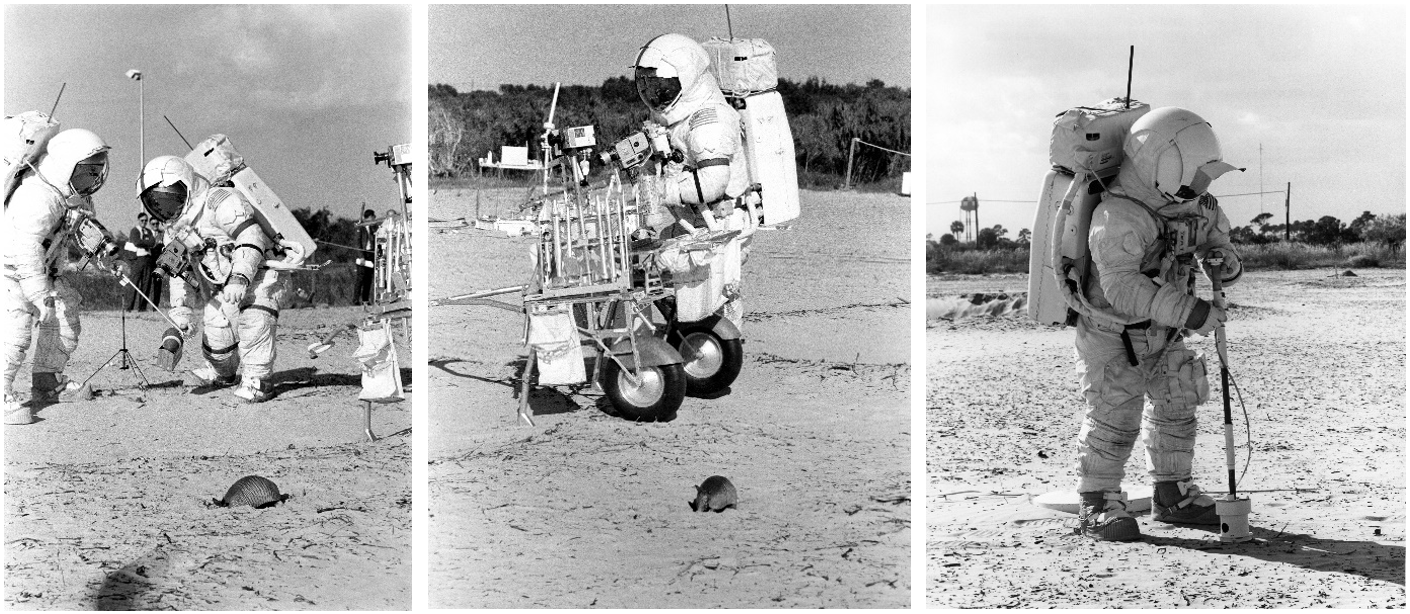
[933,211,1406,251]
[429,76,911,186]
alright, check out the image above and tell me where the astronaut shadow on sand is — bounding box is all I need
[1140,521,1404,587]
[201,366,412,403]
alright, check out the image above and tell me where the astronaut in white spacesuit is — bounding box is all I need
[633,33,753,328]
[3,128,112,425]
[138,155,283,403]
[634,33,751,235]
[1075,107,1245,541]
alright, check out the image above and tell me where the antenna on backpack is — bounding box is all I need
[163,115,194,150]
[49,83,67,119]
[1124,46,1134,109]
[726,5,734,39]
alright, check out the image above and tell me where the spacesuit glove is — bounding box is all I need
[169,306,196,338]
[1185,299,1227,336]
[220,274,250,306]
[1207,249,1242,283]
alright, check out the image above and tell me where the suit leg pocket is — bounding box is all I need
[1166,349,1210,406]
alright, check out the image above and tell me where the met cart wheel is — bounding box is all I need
[601,360,686,422]
[671,324,743,396]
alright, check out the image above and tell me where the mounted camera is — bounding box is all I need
[66,209,120,269]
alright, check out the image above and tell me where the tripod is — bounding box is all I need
[81,278,152,391]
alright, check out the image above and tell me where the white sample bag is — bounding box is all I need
[354,320,405,402]
[527,307,587,386]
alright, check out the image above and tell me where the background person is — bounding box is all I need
[357,208,378,304]
[123,212,158,311]
[145,214,166,308]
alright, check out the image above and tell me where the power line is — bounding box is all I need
[928,191,1284,207]
[926,199,1031,206]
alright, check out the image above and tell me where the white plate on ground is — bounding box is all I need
[1033,485,1153,515]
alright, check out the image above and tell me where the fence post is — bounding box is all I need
[843,137,859,189]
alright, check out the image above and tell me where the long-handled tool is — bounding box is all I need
[1208,252,1252,542]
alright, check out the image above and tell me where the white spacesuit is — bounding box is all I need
[634,33,751,232]
[138,155,282,403]
[3,129,111,425]
[1074,107,1244,541]
[634,33,752,327]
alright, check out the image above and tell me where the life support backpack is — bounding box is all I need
[182,134,317,267]
[2,111,61,207]
[1027,98,1150,326]
[701,37,800,226]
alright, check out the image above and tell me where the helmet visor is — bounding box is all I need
[635,67,682,111]
[140,183,187,222]
[70,153,109,196]
[1173,160,1241,201]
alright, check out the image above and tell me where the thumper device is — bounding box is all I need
[155,327,184,372]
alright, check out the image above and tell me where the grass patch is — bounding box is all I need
[1237,242,1405,271]
[929,248,1029,275]
[928,242,1405,276]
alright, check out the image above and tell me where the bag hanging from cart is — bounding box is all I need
[353,319,405,402]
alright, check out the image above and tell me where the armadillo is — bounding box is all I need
[692,475,737,513]
[213,475,289,509]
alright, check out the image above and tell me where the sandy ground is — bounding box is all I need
[427,187,911,608]
[5,304,412,610]
[927,269,1406,607]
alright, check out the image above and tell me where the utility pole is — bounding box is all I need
[1259,143,1263,214]
[1284,182,1291,242]
[127,69,144,172]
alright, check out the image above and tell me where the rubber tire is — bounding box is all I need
[601,360,686,422]
[672,324,744,396]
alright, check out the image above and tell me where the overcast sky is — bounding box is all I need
[926,4,1406,239]
[4,5,412,228]
[430,4,910,91]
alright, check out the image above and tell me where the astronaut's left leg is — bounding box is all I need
[232,271,285,403]
[31,278,86,403]
[1143,334,1219,525]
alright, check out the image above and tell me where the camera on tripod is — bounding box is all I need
[373,143,414,168]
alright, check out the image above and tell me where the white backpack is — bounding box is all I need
[2,111,61,207]
[1028,98,1151,326]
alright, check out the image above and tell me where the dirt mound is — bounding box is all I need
[926,293,1028,321]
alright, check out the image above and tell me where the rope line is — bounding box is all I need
[855,139,911,157]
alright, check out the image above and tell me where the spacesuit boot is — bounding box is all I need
[190,366,238,389]
[1078,491,1142,542]
[232,377,268,403]
[5,395,34,425]
[31,372,87,405]
[1152,480,1220,525]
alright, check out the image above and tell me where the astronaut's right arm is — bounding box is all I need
[1089,205,1200,329]
[6,191,62,307]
